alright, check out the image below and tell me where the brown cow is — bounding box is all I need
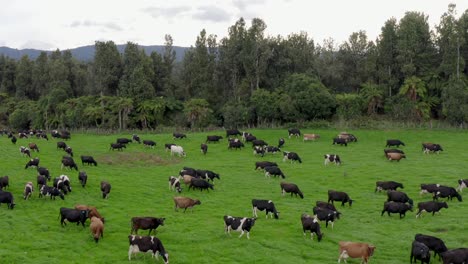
[386,152,406,161]
[303,134,320,141]
[338,241,375,263]
[75,204,105,223]
[28,142,40,152]
[89,216,104,243]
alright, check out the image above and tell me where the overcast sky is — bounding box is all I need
[1,0,467,50]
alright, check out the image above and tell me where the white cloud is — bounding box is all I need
[69,20,123,31]
[193,6,232,22]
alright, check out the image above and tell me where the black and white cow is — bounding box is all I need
[39,186,65,200]
[206,135,223,143]
[59,207,89,227]
[312,206,340,229]
[264,166,286,178]
[65,146,73,157]
[78,171,88,188]
[386,139,405,148]
[23,182,33,200]
[168,176,182,193]
[195,170,220,182]
[264,146,281,154]
[457,179,468,192]
[223,215,256,239]
[244,134,257,142]
[128,235,169,263]
[54,175,72,194]
[164,143,175,151]
[324,154,341,165]
[200,143,208,154]
[0,191,15,209]
[25,157,40,169]
[420,183,441,196]
[252,139,268,148]
[241,132,253,141]
[226,129,242,137]
[288,128,301,138]
[81,155,97,166]
[332,138,348,146]
[415,234,448,260]
[375,181,404,192]
[228,140,244,150]
[173,132,186,139]
[283,151,302,163]
[132,134,141,144]
[253,146,265,157]
[411,240,431,264]
[280,182,304,198]
[252,199,279,219]
[255,161,277,170]
[300,213,323,241]
[433,186,462,202]
[416,201,448,218]
[328,190,353,207]
[387,190,413,205]
[440,248,468,264]
[422,143,443,154]
[20,146,31,157]
[381,201,412,218]
[143,140,156,148]
[278,138,285,148]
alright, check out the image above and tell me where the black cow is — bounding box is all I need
[381,201,412,218]
[264,146,281,154]
[189,178,214,192]
[278,138,285,148]
[224,215,256,239]
[78,171,88,188]
[387,190,413,205]
[440,248,468,264]
[0,176,9,190]
[128,235,169,263]
[11,135,17,144]
[280,182,304,198]
[244,134,257,142]
[422,143,443,154]
[131,217,165,235]
[264,166,285,178]
[61,156,78,170]
[37,167,50,181]
[65,146,73,157]
[164,143,176,151]
[206,135,223,143]
[252,139,268,148]
[59,207,89,227]
[81,155,97,166]
[143,140,156,148]
[375,181,404,192]
[226,129,241,137]
[457,179,468,192]
[416,201,448,218]
[168,176,182,193]
[288,128,301,138]
[0,191,15,209]
[255,161,277,170]
[420,183,441,196]
[283,152,302,163]
[315,201,338,212]
[39,186,65,200]
[386,139,405,148]
[57,141,67,150]
[324,154,341,165]
[434,186,462,202]
[228,140,244,150]
[333,138,348,146]
[37,175,47,188]
[411,240,431,264]
[173,132,186,139]
[201,143,208,154]
[195,170,220,182]
[252,199,279,219]
[328,190,353,207]
[300,214,323,241]
[313,206,340,228]
[415,234,448,260]
[25,157,40,169]
[179,167,197,177]
[117,138,132,144]
[109,143,125,151]
[132,134,141,144]
[101,181,111,199]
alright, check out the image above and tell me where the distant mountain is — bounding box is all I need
[0,44,189,62]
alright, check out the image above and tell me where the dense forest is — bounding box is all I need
[1,4,468,130]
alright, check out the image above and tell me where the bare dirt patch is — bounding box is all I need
[98,152,181,166]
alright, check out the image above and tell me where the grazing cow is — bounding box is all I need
[278,138,285,148]
[228,140,244,150]
[375,181,404,192]
[37,167,51,181]
[416,201,448,218]
[315,201,338,212]
[170,145,186,157]
[131,217,165,235]
[81,155,97,166]
[420,183,441,196]
[264,146,281,154]
[224,215,256,239]
[173,132,186,139]
[143,140,156,148]
[173,196,201,212]
[434,186,462,202]
[117,138,133,145]
[253,146,265,157]
[328,190,353,207]
[195,170,220,182]
[37,175,47,188]
[20,146,31,157]
[324,154,341,165]
[101,181,111,199]
[23,182,33,200]
[244,134,257,142]
[0,191,15,209]
[387,190,413,205]
[78,171,88,188]
[252,139,268,148]
[51,130,61,139]
[264,166,286,178]
[440,248,468,264]
[338,132,358,142]
[182,175,195,186]
[25,157,40,169]
[61,156,78,170]
[386,152,406,161]
[132,134,141,144]
[109,143,126,151]
[168,176,182,193]
[283,151,302,163]
[303,133,320,141]
[422,143,443,154]
[18,132,28,139]
[60,130,71,140]
[386,139,405,148]
[59,207,89,227]
[457,179,468,192]
[54,175,72,194]
[411,240,430,264]
[333,137,348,146]
[0,176,9,190]
[39,186,65,200]
[301,214,323,241]
[189,178,214,192]
[338,241,375,264]
[74,205,105,224]
[128,235,169,263]
[280,182,304,198]
[57,141,67,150]
[252,199,279,219]
[255,161,278,170]
[381,201,413,218]
[11,135,17,144]
[90,217,104,243]
[288,128,301,138]
[201,143,208,154]
[384,149,405,156]
[164,143,176,151]
[415,234,448,260]
[65,146,73,157]
[313,206,340,229]
[226,129,242,137]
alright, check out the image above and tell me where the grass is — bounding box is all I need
[0,129,467,264]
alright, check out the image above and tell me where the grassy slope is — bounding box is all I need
[0,129,466,264]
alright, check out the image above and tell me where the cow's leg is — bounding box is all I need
[239,230,245,238]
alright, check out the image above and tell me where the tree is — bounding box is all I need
[315,38,343,92]
[0,57,16,96]
[183,98,213,128]
[15,55,33,99]
[399,76,433,121]
[32,52,49,99]
[377,18,400,96]
[93,41,122,96]
[442,77,468,126]
[250,89,280,125]
[136,98,166,129]
[360,81,384,115]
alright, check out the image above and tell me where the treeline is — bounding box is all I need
[1,4,468,130]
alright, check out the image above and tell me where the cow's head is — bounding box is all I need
[368,245,376,256]
[441,202,448,209]
[157,218,166,226]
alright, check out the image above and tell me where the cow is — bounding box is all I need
[61,156,78,170]
[195,170,220,182]
[182,175,195,186]
[255,161,278,170]
[333,137,348,146]
[168,176,182,193]
[39,186,65,200]
[280,182,304,198]
[324,154,341,165]
[0,191,15,209]
[252,199,279,219]
[253,146,265,157]
[201,143,208,154]
[387,190,413,205]
[18,132,28,139]
[117,138,133,144]
[25,157,40,169]
[164,143,176,151]
[37,167,50,181]
[387,152,406,161]
[384,149,405,156]
[303,134,320,141]
[57,141,67,150]
[381,201,413,218]
[143,140,156,148]
[189,178,214,192]
[338,132,358,142]
[420,183,441,196]
[264,146,281,154]
[315,201,338,212]
[109,143,126,151]
[0,176,9,190]
[54,175,72,194]
[20,146,31,157]
[264,166,286,178]
[434,186,463,202]
[101,181,111,199]
[288,128,301,138]
[23,182,33,200]
[59,207,89,227]
[224,215,256,239]
[90,217,104,243]
[252,139,268,148]
[313,206,340,229]
[81,155,97,166]
[131,217,165,235]
[301,214,323,241]
[244,134,257,142]
[416,201,448,218]
[386,139,405,148]
[78,171,88,188]
[37,175,47,188]
[11,135,17,144]
[132,134,141,144]
[75,204,105,223]
[173,132,186,139]
[415,234,448,260]
[60,130,71,140]
[128,235,169,263]
[375,181,404,192]
[440,248,468,264]
[328,190,353,207]
[338,241,375,264]
[226,129,242,137]
[457,179,468,192]
[278,138,285,148]
[422,143,443,154]
[170,145,186,157]
[173,196,201,212]
[228,140,244,150]
[411,240,430,264]
[283,151,302,163]
[65,146,73,157]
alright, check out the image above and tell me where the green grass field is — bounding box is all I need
[0,129,466,264]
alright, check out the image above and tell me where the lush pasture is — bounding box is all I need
[0,129,467,264]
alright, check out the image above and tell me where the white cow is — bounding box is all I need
[170,145,186,157]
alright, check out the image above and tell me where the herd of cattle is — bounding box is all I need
[0,128,467,263]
